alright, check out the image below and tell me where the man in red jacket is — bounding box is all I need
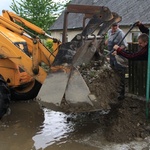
[113,22,149,60]
[112,22,149,101]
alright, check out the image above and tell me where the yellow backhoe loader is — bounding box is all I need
[0,4,121,118]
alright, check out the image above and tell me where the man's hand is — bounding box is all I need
[113,45,120,50]
[112,44,120,55]
[135,21,142,26]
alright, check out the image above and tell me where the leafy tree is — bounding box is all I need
[45,39,53,52]
[10,0,70,32]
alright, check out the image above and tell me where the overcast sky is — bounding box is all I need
[0,0,66,15]
[0,0,12,14]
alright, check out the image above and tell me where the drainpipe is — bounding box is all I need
[146,28,150,119]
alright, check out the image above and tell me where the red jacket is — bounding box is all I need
[116,24,149,60]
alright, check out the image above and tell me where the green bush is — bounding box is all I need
[45,39,53,52]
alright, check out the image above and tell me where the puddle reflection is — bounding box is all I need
[33,108,74,149]
[0,101,147,150]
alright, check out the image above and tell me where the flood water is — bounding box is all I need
[0,100,150,150]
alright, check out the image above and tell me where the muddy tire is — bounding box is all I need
[0,75,11,119]
[10,80,42,101]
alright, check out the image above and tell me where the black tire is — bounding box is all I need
[0,75,11,119]
[11,80,42,101]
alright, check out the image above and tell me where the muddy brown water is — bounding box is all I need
[0,100,150,150]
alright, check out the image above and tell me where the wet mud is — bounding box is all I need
[0,97,150,150]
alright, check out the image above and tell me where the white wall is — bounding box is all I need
[50,26,147,43]
[51,29,81,42]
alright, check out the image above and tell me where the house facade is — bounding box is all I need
[49,0,150,42]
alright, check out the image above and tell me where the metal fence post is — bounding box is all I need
[146,29,150,119]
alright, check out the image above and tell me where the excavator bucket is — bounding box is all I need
[37,40,104,112]
[38,4,122,112]
[38,41,97,111]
